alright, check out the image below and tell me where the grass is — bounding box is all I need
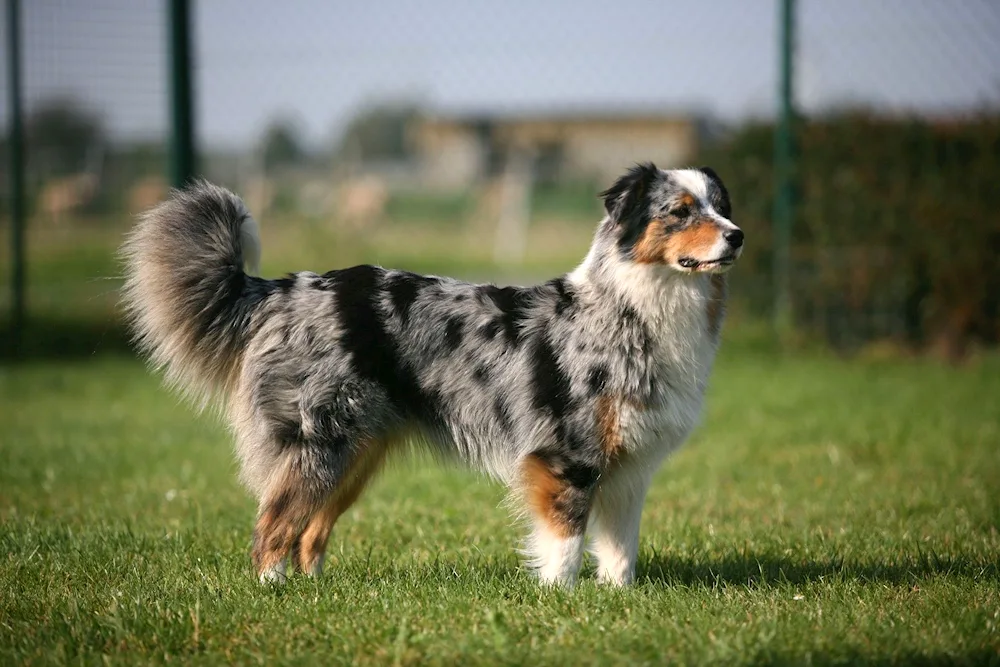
[1,345,998,665]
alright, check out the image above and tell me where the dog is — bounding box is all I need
[120,163,743,587]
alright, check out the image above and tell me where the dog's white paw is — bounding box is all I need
[259,559,288,585]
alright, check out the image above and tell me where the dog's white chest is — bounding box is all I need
[620,368,710,459]
[623,299,719,458]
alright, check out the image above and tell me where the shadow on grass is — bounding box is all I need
[0,316,135,362]
[269,550,998,592]
[745,648,999,667]
[637,550,1000,588]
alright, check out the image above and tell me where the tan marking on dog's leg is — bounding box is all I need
[521,454,594,586]
[523,455,573,539]
[294,441,390,576]
[252,484,316,584]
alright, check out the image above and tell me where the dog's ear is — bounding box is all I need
[698,166,732,219]
[600,162,660,227]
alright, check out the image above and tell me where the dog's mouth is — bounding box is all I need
[678,254,738,272]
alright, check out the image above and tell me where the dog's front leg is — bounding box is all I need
[588,463,652,586]
[520,451,598,587]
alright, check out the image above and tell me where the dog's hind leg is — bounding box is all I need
[520,450,599,587]
[290,439,391,576]
[251,468,323,584]
[250,442,360,583]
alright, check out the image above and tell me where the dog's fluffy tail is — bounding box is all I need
[120,180,265,403]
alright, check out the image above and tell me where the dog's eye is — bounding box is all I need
[670,205,691,219]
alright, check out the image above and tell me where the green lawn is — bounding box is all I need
[1,348,998,665]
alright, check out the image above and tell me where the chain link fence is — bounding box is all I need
[1,0,168,355]
[3,0,998,358]
[713,0,1000,355]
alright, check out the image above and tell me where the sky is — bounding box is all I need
[2,0,999,149]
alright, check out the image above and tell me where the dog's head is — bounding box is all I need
[600,163,743,274]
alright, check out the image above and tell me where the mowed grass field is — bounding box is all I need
[2,343,998,665]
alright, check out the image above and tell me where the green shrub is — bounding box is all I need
[699,112,1000,355]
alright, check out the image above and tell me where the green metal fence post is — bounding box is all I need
[6,0,25,356]
[168,0,196,187]
[773,0,796,336]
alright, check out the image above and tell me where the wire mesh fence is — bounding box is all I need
[2,0,998,358]
[793,0,1000,355]
[1,0,168,355]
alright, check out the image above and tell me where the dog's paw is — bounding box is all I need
[259,559,288,585]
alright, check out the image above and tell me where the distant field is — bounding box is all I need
[0,211,597,359]
[1,346,998,665]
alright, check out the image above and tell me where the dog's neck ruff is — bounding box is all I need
[569,228,720,389]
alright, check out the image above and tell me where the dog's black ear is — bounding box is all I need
[600,162,659,226]
[699,166,732,219]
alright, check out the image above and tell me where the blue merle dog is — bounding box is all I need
[120,163,743,586]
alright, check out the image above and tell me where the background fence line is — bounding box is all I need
[3,0,998,360]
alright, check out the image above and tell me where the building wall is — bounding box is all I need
[416,116,699,189]
[415,123,487,189]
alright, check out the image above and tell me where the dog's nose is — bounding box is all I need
[724,228,744,249]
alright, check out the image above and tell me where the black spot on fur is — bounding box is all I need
[273,276,296,294]
[330,265,439,421]
[530,333,573,420]
[529,331,579,451]
[493,397,513,432]
[620,304,641,326]
[600,162,660,251]
[527,448,599,533]
[453,293,467,302]
[478,285,533,346]
[268,491,292,518]
[699,166,732,219]
[556,422,587,452]
[443,316,465,352]
[531,449,599,490]
[256,371,304,447]
[552,487,593,532]
[270,412,302,448]
[587,365,609,395]
[480,318,502,341]
[473,364,491,384]
[547,277,575,317]
[386,271,437,326]
[563,461,600,489]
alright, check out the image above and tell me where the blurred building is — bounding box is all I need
[415,112,704,190]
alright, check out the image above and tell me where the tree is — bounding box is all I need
[26,97,104,177]
[336,103,423,164]
[260,118,306,170]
